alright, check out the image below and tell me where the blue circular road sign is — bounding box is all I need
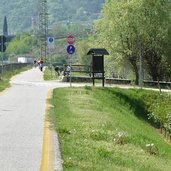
[67,44,75,54]
[48,37,54,43]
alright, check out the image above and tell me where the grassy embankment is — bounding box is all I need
[43,67,60,80]
[49,86,171,171]
[0,66,31,92]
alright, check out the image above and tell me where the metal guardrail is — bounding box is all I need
[143,80,171,88]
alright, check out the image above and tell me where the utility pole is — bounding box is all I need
[38,0,48,62]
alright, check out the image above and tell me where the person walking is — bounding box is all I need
[38,59,44,71]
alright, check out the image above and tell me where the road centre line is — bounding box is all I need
[40,89,55,171]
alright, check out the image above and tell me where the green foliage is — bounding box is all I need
[49,87,171,170]
[0,0,38,32]
[3,16,8,35]
[77,40,91,65]
[7,32,37,55]
[49,55,67,65]
[144,143,159,155]
[0,0,104,33]
[50,23,86,36]
[43,67,60,80]
[147,93,171,128]
[48,0,104,25]
[0,65,31,92]
[96,0,171,82]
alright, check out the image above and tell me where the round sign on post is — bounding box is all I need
[67,44,75,54]
[67,35,75,44]
[48,37,54,44]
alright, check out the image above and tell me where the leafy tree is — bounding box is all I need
[3,16,8,36]
[96,0,171,83]
[51,55,67,64]
[138,0,171,81]
[77,40,92,65]
[7,32,37,56]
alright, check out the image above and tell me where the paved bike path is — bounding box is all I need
[0,68,62,171]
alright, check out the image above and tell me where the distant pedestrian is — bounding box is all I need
[38,59,44,71]
[66,65,70,76]
[33,60,37,68]
[55,66,60,76]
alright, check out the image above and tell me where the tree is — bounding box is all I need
[96,0,171,83]
[7,32,37,56]
[138,0,171,81]
[77,40,92,65]
[3,16,8,36]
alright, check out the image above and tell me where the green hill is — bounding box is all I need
[0,0,104,33]
[49,86,171,171]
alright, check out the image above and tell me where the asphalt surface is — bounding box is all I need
[0,68,68,171]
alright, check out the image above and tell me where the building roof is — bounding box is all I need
[87,48,109,55]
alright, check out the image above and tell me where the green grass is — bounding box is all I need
[0,66,31,92]
[43,67,90,81]
[43,67,60,80]
[49,87,171,171]
[71,72,91,77]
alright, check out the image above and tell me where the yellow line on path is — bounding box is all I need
[40,89,55,171]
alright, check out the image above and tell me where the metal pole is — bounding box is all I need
[70,55,72,87]
[49,47,52,79]
[38,0,48,62]
[50,60,52,79]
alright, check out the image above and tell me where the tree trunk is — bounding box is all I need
[129,57,139,85]
[143,48,161,81]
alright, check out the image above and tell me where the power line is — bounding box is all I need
[38,0,48,62]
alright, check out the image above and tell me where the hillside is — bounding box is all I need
[0,0,105,33]
[49,87,171,170]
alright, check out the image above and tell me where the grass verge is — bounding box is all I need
[49,86,171,171]
[43,67,60,80]
[0,66,31,92]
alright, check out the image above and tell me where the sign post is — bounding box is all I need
[47,37,55,78]
[67,35,75,44]
[48,37,55,45]
[66,45,76,87]
[66,44,75,55]
[66,36,76,87]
